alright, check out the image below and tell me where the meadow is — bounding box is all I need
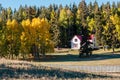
[0,49,120,80]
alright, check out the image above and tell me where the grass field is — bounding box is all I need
[0,49,120,79]
[37,48,120,66]
[0,58,120,80]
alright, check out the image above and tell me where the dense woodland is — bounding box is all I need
[0,0,120,59]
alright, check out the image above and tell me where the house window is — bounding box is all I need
[75,39,77,42]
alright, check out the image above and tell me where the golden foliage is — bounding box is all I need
[7,19,19,30]
[21,17,54,53]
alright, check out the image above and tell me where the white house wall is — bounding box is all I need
[90,36,98,49]
[71,36,81,49]
[71,35,99,50]
[93,37,99,48]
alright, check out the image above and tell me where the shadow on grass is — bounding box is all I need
[0,63,118,79]
[35,52,120,62]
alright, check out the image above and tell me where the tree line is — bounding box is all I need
[0,0,120,59]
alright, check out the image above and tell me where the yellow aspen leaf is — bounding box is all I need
[11,19,18,29]
[6,19,12,29]
[25,19,31,27]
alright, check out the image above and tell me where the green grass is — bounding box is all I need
[38,48,120,66]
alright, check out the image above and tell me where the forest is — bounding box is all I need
[0,0,120,59]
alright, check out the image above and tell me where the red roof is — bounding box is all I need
[88,34,94,40]
[71,35,94,41]
[76,35,82,40]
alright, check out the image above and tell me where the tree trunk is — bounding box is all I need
[103,45,105,51]
[112,47,115,53]
[32,44,39,60]
[112,44,115,53]
[42,46,46,58]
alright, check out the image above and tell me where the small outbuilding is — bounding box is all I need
[71,35,98,50]
[71,35,82,50]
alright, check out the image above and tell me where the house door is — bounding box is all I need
[74,43,78,48]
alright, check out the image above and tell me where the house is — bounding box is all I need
[71,35,98,50]
[71,35,82,50]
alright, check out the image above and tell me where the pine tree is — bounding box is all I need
[50,10,60,47]
[78,0,90,44]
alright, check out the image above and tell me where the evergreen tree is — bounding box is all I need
[78,0,90,45]
[50,10,60,47]
[71,3,77,35]
[0,0,120,58]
